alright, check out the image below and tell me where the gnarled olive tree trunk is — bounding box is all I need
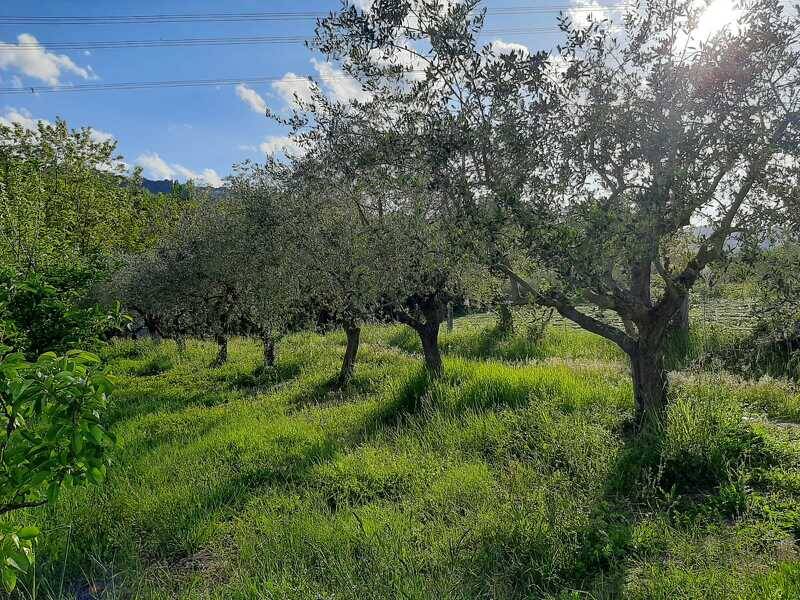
[143,313,163,342]
[397,298,446,378]
[629,341,669,428]
[670,293,690,338]
[213,334,228,366]
[417,319,443,377]
[262,332,276,368]
[337,325,361,387]
[496,303,514,334]
[501,264,679,430]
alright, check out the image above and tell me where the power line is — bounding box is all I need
[0,73,408,95]
[2,35,311,51]
[0,5,632,25]
[0,27,599,52]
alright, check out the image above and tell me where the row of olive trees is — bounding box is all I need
[110,149,495,385]
[112,0,798,430]
[302,0,799,428]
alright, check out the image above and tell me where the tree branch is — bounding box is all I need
[0,499,47,516]
[496,264,636,353]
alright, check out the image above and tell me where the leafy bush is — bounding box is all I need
[0,268,130,357]
[0,347,116,592]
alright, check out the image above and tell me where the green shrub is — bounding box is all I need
[0,347,116,592]
[0,268,130,357]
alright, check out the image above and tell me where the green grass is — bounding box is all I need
[5,319,800,599]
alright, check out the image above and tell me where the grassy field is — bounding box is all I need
[6,317,800,599]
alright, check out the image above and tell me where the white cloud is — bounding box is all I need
[367,43,428,82]
[312,58,372,104]
[89,127,115,144]
[135,152,224,187]
[0,107,114,145]
[567,0,616,28]
[272,71,316,107]
[271,60,372,109]
[199,168,224,187]
[0,106,43,130]
[0,33,97,85]
[259,135,305,157]
[171,163,200,181]
[490,40,530,56]
[136,152,176,180]
[235,83,267,114]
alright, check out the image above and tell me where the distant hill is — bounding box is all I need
[141,178,227,198]
[141,178,175,194]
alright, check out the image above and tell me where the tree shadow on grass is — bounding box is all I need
[560,409,785,597]
[357,368,431,437]
[108,386,236,422]
[52,369,435,593]
[43,428,343,589]
[225,360,303,393]
[386,323,547,363]
[442,327,545,362]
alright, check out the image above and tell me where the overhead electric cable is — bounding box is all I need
[0,26,621,52]
[0,4,634,25]
[0,73,430,95]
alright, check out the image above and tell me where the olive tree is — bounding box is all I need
[502,0,800,426]
[227,161,306,369]
[296,3,519,376]
[110,199,248,364]
[263,151,391,386]
[107,248,198,347]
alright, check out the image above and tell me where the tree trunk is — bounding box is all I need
[670,294,690,338]
[337,325,361,387]
[143,314,162,342]
[630,345,668,428]
[213,334,228,366]
[416,321,443,378]
[509,276,521,303]
[496,303,513,334]
[262,333,276,368]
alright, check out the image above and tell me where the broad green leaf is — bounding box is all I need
[1,566,17,592]
[17,527,40,541]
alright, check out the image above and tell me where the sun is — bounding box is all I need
[684,0,744,45]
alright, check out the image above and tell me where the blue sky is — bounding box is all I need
[0,1,626,185]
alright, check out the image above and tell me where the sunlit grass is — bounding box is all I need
[4,318,799,599]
